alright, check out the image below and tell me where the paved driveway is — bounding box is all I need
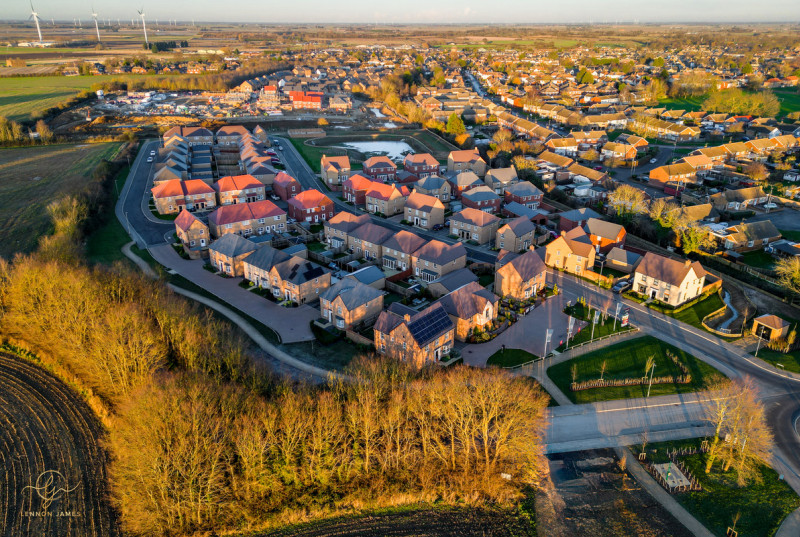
[747,208,800,231]
[149,244,318,343]
[461,292,587,366]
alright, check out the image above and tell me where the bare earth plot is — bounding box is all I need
[0,142,120,258]
[0,351,118,537]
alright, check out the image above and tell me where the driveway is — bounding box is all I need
[747,208,800,231]
[461,292,586,366]
[148,244,318,343]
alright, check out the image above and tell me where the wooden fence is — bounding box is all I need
[345,329,373,347]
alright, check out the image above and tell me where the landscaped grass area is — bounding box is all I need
[779,229,800,242]
[667,292,726,330]
[740,249,777,270]
[0,75,120,121]
[752,348,800,374]
[283,338,367,370]
[774,88,800,118]
[632,438,800,537]
[548,335,723,404]
[85,163,134,265]
[0,142,121,258]
[487,348,537,368]
[555,301,634,351]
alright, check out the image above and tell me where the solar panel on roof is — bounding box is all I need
[407,306,453,346]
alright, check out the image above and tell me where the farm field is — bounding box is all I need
[0,142,120,258]
[0,75,120,122]
[0,350,118,536]
[548,335,723,404]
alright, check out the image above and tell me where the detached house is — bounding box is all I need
[436,281,499,341]
[495,249,547,300]
[214,174,266,205]
[461,185,502,213]
[496,217,536,252]
[272,171,302,201]
[151,179,216,214]
[342,173,375,206]
[544,227,596,276]
[320,154,351,190]
[374,302,455,368]
[319,279,384,330]
[447,171,483,199]
[404,153,440,178]
[414,175,452,204]
[632,252,707,306]
[268,257,330,305]
[404,192,445,230]
[362,156,397,182]
[287,189,335,223]
[709,187,768,212]
[504,182,543,209]
[709,220,781,253]
[365,182,409,217]
[412,240,467,282]
[447,148,487,177]
[208,199,286,239]
[648,162,697,190]
[450,208,501,245]
[174,209,210,258]
[484,167,519,194]
[583,218,626,254]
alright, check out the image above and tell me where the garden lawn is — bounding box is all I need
[659,292,726,331]
[740,249,777,270]
[548,335,723,404]
[779,229,800,242]
[487,348,537,368]
[658,95,706,112]
[633,438,800,537]
[774,88,800,118]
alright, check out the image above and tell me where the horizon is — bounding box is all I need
[3,0,800,25]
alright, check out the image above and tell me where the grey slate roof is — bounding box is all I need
[559,207,602,222]
[242,244,291,271]
[429,268,478,293]
[319,278,383,310]
[505,181,543,197]
[584,217,624,240]
[209,233,259,258]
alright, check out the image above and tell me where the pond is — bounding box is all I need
[334,141,415,161]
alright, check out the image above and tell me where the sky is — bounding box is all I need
[5,0,800,24]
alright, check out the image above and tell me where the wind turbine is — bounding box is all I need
[29,1,43,43]
[91,7,101,42]
[138,8,149,47]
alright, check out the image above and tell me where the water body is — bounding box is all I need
[335,141,414,161]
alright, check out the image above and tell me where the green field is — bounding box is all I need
[633,438,800,537]
[0,142,121,258]
[487,348,537,368]
[774,88,800,117]
[0,75,124,122]
[548,335,723,404]
[658,95,706,112]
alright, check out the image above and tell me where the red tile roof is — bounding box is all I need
[273,171,299,186]
[288,189,332,210]
[214,174,264,193]
[209,200,284,226]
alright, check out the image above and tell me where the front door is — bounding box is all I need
[650,289,657,299]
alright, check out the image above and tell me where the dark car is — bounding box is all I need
[432,223,445,231]
[612,280,632,294]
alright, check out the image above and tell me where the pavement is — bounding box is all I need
[148,243,319,343]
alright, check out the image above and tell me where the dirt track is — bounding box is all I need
[0,352,118,537]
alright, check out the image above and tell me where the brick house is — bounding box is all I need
[208,233,259,276]
[362,156,397,182]
[648,162,697,190]
[151,179,216,214]
[319,279,384,330]
[504,182,543,209]
[268,256,331,304]
[484,167,518,194]
[213,174,266,205]
[287,189,335,223]
[373,302,455,368]
[208,199,286,239]
[242,245,292,288]
[272,171,302,201]
[558,208,602,232]
[342,173,375,206]
[320,154,351,190]
[174,209,210,258]
[543,227,596,276]
[450,208,501,245]
[324,212,371,249]
[365,182,409,217]
[412,240,467,282]
[404,192,445,230]
[496,217,536,252]
[403,153,440,178]
[709,220,781,253]
[447,171,483,199]
[216,125,250,146]
[495,249,547,300]
[381,230,427,272]
[461,185,502,213]
[436,281,499,341]
[447,148,487,177]
[709,187,769,212]
[632,252,707,306]
[583,218,627,254]
[413,175,452,204]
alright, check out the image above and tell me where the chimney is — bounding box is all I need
[685,259,691,267]
[404,314,411,322]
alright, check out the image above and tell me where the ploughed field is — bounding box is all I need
[0,351,118,536]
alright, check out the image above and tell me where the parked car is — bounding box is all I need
[432,223,445,231]
[650,158,658,164]
[612,279,632,294]
[270,194,280,201]
[594,166,603,171]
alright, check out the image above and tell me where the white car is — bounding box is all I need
[150,150,156,156]
[146,157,153,163]
[650,158,658,164]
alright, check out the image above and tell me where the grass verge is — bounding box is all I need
[548,335,724,404]
[487,348,537,368]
